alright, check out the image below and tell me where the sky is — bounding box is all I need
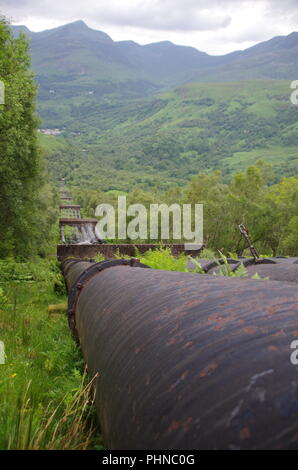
[1,0,298,55]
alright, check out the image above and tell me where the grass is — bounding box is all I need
[38,133,68,152]
[221,146,298,173]
[0,258,103,450]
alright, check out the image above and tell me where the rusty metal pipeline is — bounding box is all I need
[193,257,298,283]
[242,258,298,282]
[62,258,298,450]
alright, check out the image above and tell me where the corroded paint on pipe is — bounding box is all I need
[57,244,203,261]
[63,260,298,450]
[189,258,298,283]
[65,259,150,341]
[63,259,94,290]
[244,258,298,282]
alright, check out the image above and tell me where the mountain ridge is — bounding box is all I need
[11,21,298,87]
[12,20,298,57]
[9,21,298,133]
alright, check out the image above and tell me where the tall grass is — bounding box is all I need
[0,258,103,450]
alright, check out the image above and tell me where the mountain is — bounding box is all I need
[9,21,298,191]
[11,21,218,92]
[190,32,298,82]
[12,21,298,86]
[116,40,216,84]
[10,21,298,132]
[10,24,33,38]
[19,21,136,80]
[10,21,298,112]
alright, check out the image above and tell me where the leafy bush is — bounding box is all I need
[139,247,190,272]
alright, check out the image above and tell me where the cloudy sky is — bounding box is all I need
[1,0,298,55]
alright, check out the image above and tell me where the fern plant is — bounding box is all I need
[215,251,248,277]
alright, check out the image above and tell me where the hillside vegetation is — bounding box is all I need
[74,162,298,257]
[43,80,298,191]
[0,18,57,258]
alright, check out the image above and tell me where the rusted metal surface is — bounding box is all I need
[62,260,298,449]
[238,224,260,260]
[243,258,298,283]
[62,259,95,291]
[192,257,298,283]
[65,259,150,340]
[201,258,240,273]
[57,243,202,260]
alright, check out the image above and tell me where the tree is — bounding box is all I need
[0,16,56,258]
[184,171,229,249]
[267,176,298,255]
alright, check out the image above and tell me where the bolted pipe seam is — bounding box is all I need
[65,258,150,341]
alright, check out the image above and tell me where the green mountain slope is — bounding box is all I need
[192,32,298,82]
[42,80,298,191]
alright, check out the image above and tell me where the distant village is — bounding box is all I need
[38,128,63,136]
[38,128,83,137]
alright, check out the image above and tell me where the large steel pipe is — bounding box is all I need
[190,258,298,283]
[62,259,94,291]
[243,258,298,283]
[63,260,298,450]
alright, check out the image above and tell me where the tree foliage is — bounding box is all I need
[74,162,298,256]
[0,17,56,258]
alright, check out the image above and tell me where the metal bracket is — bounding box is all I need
[66,258,150,342]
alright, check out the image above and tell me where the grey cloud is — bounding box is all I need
[263,0,298,20]
[94,2,231,32]
[0,1,250,31]
[1,0,233,31]
[2,0,298,36]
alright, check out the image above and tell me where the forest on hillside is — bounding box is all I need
[74,162,298,257]
[41,80,298,192]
